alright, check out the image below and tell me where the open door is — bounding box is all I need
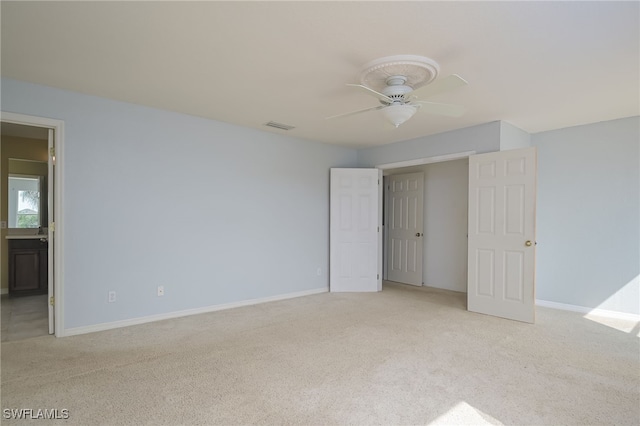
[47,128,54,334]
[330,168,381,292]
[386,172,424,286]
[467,147,537,323]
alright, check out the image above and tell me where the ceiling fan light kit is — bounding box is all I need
[327,54,467,128]
[382,104,418,128]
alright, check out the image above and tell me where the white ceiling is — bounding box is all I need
[1,1,638,148]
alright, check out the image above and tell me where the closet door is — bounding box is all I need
[386,172,424,286]
[330,168,381,292]
[467,147,537,323]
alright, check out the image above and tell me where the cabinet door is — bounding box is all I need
[10,250,41,292]
[39,246,48,293]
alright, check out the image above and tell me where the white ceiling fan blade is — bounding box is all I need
[411,74,468,99]
[413,101,466,117]
[346,83,393,103]
[325,105,384,120]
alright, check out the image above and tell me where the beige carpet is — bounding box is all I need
[1,283,638,425]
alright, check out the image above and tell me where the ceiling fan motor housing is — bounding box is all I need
[381,76,413,103]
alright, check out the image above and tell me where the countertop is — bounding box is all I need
[5,235,48,240]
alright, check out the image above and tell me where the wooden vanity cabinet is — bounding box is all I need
[8,238,48,296]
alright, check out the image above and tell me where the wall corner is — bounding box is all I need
[499,121,532,151]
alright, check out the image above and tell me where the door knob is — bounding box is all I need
[525,240,532,247]
[416,233,422,237]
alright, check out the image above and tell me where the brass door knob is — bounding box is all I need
[525,240,532,247]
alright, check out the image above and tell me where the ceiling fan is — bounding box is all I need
[327,55,468,128]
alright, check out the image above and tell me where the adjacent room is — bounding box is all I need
[1,2,638,425]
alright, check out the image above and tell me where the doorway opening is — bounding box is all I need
[1,112,64,337]
[379,152,473,292]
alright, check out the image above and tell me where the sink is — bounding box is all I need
[5,235,48,240]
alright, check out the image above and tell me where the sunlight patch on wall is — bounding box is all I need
[583,275,640,334]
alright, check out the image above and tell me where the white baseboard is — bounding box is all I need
[536,299,640,322]
[63,287,329,337]
[0,288,7,295]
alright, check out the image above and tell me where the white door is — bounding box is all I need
[330,168,382,292]
[467,147,537,323]
[47,129,54,334]
[387,172,424,286]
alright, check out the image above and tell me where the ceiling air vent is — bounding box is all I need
[264,121,295,131]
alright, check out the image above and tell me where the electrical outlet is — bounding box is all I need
[0,221,6,229]
[157,286,164,297]
[108,291,116,303]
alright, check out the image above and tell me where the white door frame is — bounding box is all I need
[1,111,65,337]
[378,151,476,282]
[377,151,476,171]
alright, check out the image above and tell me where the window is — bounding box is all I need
[8,176,41,228]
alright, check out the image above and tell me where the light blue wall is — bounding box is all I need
[422,159,469,292]
[533,117,639,314]
[1,79,357,329]
[4,77,637,328]
[357,121,501,167]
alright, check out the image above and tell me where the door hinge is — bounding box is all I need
[50,222,55,232]
[378,226,380,232]
[377,274,380,280]
[50,296,54,306]
[50,147,55,157]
